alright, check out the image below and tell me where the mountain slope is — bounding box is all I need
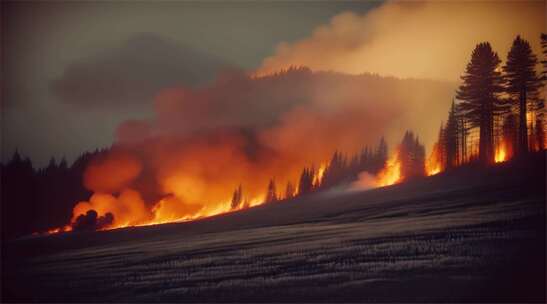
[2,152,545,302]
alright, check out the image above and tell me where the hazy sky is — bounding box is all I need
[2,1,381,167]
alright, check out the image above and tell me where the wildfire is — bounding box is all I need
[376,150,402,187]
[44,157,329,235]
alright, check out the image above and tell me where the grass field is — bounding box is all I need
[2,153,545,302]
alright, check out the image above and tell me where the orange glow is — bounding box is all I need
[313,163,327,187]
[426,143,442,176]
[495,140,508,163]
[376,150,402,187]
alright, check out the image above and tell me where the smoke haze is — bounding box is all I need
[257,1,544,81]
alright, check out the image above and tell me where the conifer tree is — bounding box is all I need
[285,182,295,200]
[266,179,278,203]
[298,167,313,195]
[445,101,459,169]
[231,184,243,209]
[503,36,541,155]
[456,42,504,164]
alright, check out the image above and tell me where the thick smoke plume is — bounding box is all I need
[69,69,455,229]
[257,1,544,81]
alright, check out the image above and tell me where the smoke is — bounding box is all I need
[351,172,377,191]
[65,69,455,229]
[257,1,544,81]
[83,150,142,193]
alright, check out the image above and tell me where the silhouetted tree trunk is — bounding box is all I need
[231,184,243,209]
[445,101,459,169]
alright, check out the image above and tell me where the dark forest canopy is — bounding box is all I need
[1,149,106,239]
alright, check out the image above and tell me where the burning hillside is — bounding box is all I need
[40,68,458,234]
[41,58,544,235]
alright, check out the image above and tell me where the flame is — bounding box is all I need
[313,163,327,187]
[376,150,402,187]
[426,143,442,176]
[495,141,508,163]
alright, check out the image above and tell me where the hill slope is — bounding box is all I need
[2,153,545,302]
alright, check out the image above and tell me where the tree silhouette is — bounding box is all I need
[374,137,388,173]
[298,167,314,195]
[399,131,426,180]
[541,33,547,81]
[502,113,518,157]
[231,184,243,209]
[1,149,104,239]
[534,117,545,150]
[503,36,541,155]
[285,181,295,200]
[321,151,347,188]
[444,101,460,169]
[265,179,278,203]
[456,42,505,164]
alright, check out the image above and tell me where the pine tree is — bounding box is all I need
[285,182,295,199]
[413,136,426,177]
[502,114,518,157]
[399,131,426,180]
[437,122,447,169]
[265,179,278,203]
[503,35,541,155]
[445,101,459,169]
[231,184,243,209]
[535,117,545,150]
[298,167,313,195]
[456,42,505,164]
[457,112,469,164]
[541,33,547,81]
[322,151,345,188]
[370,137,388,173]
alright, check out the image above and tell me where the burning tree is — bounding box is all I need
[285,182,295,200]
[321,151,347,188]
[399,131,426,181]
[265,179,278,203]
[231,184,243,209]
[503,35,541,155]
[298,167,314,195]
[501,114,518,159]
[456,42,505,164]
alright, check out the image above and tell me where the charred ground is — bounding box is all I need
[2,152,545,302]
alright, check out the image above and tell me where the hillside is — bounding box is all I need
[2,152,545,302]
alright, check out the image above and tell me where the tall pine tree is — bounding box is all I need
[503,35,541,155]
[456,42,504,164]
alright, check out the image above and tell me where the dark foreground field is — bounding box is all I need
[2,153,545,302]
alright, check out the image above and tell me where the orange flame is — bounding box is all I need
[426,143,442,176]
[495,140,508,163]
[313,163,327,187]
[376,150,402,187]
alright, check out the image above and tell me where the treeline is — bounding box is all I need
[231,132,426,208]
[1,150,106,239]
[433,34,546,169]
